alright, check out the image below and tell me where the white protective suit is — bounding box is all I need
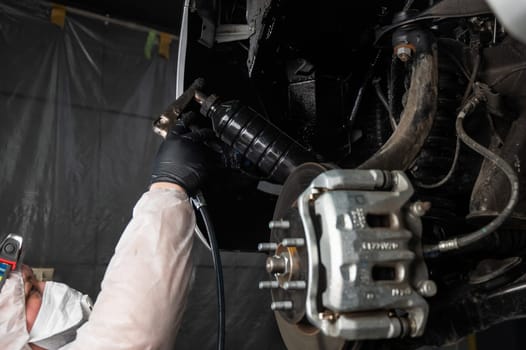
[0,188,195,350]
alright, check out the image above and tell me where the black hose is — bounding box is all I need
[194,193,225,350]
[348,50,382,129]
[424,94,519,255]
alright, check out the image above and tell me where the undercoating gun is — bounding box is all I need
[153,78,315,184]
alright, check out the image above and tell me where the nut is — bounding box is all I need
[418,280,438,297]
[410,201,431,217]
[396,46,413,62]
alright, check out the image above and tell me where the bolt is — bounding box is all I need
[259,281,279,289]
[271,301,293,311]
[268,220,290,229]
[418,280,437,297]
[282,280,306,290]
[282,238,305,247]
[410,201,431,217]
[266,255,287,274]
[366,292,375,300]
[396,46,412,62]
[318,311,337,321]
[257,242,278,252]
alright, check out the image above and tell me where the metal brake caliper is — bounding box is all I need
[297,169,434,340]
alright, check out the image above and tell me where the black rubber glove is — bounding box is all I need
[151,120,215,196]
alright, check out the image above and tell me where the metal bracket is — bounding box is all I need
[215,24,254,43]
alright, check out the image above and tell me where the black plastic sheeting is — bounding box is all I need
[0,1,284,348]
[0,0,175,295]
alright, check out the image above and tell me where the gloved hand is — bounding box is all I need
[151,119,215,196]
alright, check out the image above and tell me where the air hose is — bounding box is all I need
[192,192,225,350]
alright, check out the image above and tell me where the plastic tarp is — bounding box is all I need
[0,1,284,348]
[0,0,175,295]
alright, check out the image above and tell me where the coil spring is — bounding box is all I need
[409,55,463,189]
[346,96,391,167]
[407,49,474,237]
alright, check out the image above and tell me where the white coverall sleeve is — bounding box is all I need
[61,188,195,350]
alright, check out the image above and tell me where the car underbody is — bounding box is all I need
[167,0,526,348]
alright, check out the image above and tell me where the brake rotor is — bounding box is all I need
[266,162,347,350]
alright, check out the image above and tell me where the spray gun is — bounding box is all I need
[153,79,315,184]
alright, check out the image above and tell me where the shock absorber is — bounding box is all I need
[195,92,315,183]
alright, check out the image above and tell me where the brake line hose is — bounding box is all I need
[424,92,519,256]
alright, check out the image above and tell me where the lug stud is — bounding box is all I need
[258,242,278,251]
[282,238,305,247]
[259,281,279,289]
[271,301,293,310]
[268,220,290,229]
[282,280,306,290]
